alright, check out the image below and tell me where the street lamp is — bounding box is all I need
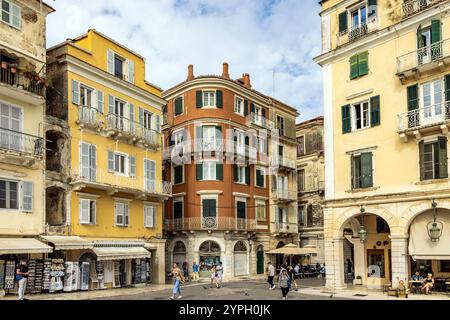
[427,200,443,242]
[358,206,367,243]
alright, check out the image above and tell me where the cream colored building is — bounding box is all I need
[296,117,325,264]
[315,0,450,290]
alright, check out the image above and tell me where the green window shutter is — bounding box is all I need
[341,105,351,134]
[11,4,21,29]
[445,75,450,102]
[234,165,238,182]
[196,91,203,108]
[419,141,425,181]
[196,164,203,181]
[72,80,80,105]
[174,166,183,184]
[174,97,183,116]
[358,52,369,77]
[360,153,373,188]
[431,20,441,44]
[407,84,419,111]
[250,103,255,115]
[417,25,424,49]
[350,55,359,80]
[108,95,114,114]
[261,109,266,126]
[256,169,264,187]
[245,167,250,185]
[244,100,249,116]
[370,95,380,127]
[139,107,144,126]
[216,126,222,141]
[338,11,347,33]
[108,151,114,172]
[196,125,203,146]
[351,156,356,189]
[438,137,448,179]
[129,156,136,177]
[216,163,223,181]
[368,0,377,18]
[97,90,104,113]
[216,90,223,108]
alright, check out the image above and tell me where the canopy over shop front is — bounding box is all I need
[93,247,151,261]
[0,238,53,255]
[409,210,450,260]
[40,236,94,251]
[267,244,319,256]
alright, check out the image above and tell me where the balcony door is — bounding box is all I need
[418,28,432,65]
[421,79,444,126]
[0,103,22,152]
[202,198,217,229]
[277,175,288,198]
[80,143,97,181]
[113,99,126,130]
[144,159,156,192]
[202,126,216,151]
[277,207,287,224]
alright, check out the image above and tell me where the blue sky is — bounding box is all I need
[46,0,323,122]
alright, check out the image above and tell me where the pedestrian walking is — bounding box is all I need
[169,263,184,300]
[266,261,275,290]
[16,260,29,300]
[279,269,291,300]
[192,261,199,282]
[215,262,223,288]
[182,259,189,282]
[287,265,298,291]
[210,265,218,288]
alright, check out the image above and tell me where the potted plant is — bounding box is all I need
[1,61,8,69]
[354,275,363,285]
[9,63,18,74]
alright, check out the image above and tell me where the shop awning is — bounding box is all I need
[0,238,53,255]
[93,247,151,261]
[144,243,157,250]
[40,236,94,251]
[409,210,450,260]
[267,244,318,255]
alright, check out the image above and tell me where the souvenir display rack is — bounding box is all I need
[0,260,5,289]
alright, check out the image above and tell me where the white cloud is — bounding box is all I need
[46,0,323,122]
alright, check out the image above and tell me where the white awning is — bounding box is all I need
[0,238,53,255]
[93,247,151,261]
[144,243,157,250]
[267,244,319,255]
[40,236,94,251]
[409,210,450,260]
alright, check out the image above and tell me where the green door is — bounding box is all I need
[257,247,264,275]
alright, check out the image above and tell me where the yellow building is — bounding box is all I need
[316,0,450,290]
[0,1,54,260]
[45,29,170,288]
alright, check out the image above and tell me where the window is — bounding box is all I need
[144,159,156,192]
[202,198,217,218]
[257,136,267,154]
[376,217,390,233]
[174,97,184,116]
[203,91,216,107]
[276,115,285,136]
[276,206,287,223]
[349,52,369,79]
[351,5,367,29]
[420,79,444,122]
[114,153,127,175]
[235,130,246,155]
[80,86,93,107]
[1,0,21,29]
[353,101,370,130]
[144,206,156,228]
[298,205,306,227]
[298,169,305,191]
[236,199,246,219]
[0,180,17,209]
[202,126,216,150]
[173,165,184,184]
[79,199,96,225]
[235,165,247,184]
[255,167,266,188]
[256,200,266,221]
[297,136,305,156]
[197,162,222,181]
[351,152,373,189]
[115,202,129,227]
[342,96,380,134]
[419,138,448,181]
[202,161,217,181]
[417,21,442,64]
[0,102,23,151]
[173,198,183,219]
[235,97,244,115]
[143,109,153,130]
[439,260,450,273]
[80,143,97,181]
[367,250,385,278]
[253,105,262,124]
[114,55,124,79]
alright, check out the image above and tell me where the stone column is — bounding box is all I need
[390,235,409,288]
[151,239,167,284]
[346,236,366,285]
[324,236,346,290]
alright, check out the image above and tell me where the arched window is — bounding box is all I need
[233,241,247,252]
[173,241,186,254]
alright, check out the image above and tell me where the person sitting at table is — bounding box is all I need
[422,273,434,295]
[411,271,423,281]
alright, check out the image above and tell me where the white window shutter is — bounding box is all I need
[80,199,89,224]
[125,204,129,226]
[139,107,144,126]
[156,115,161,133]
[72,80,80,105]
[11,4,21,29]
[91,201,96,225]
[129,156,136,177]
[108,95,114,114]
[97,90,104,113]
[128,60,135,84]
[115,203,121,225]
[107,151,114,172]
[20,181,33,213]
[107,49,114,74]
[90,145,97,181]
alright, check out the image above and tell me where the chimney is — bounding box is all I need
[222,62,230,79]
[187,64,194,81]
[243,73,251,89]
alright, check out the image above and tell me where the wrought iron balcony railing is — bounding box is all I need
[0,128,44,157]
[397,102,450,132]
[272,189,297,201]
[250,113,269,128]
[164,217,257,232]
[0,66,45,97]
[78,106,103,127]
[273,222,298,234]
[337,20,378,47]
[402,0,446,18]
[272,155,297,170]
[397,38,450,74]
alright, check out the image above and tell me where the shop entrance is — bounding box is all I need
[172,241,186,268]
[275,241,285,268]
[233,241,248,277]
[257,245,265,275]
[199,241,221,277]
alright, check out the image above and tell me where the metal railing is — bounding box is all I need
[273,222,298,233]
[397,38,450,74]
[0,67,45,97]
[273,155,297,170]
[397,101,450,131]
[250,113,269,128]
[71,167,172,196]
[402,0,445,18]
[78,106,103,127]
[0,128,44,157]
[299,181,325,193]
[337,20,378,47]
[165,217,257,232]
[272,189,297,201]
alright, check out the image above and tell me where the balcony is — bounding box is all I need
[336,20,378,47]
[402,0,446,19]
[273,156,296,171]
[0,65,46,105]
[397,39,450,82]
[71,167,172,198]
[272,189,297,202]
[77,106,103,130]
[249,113,270,129]
[0,128,44,167]
[272,222,298,234]
[299,181,325,195]
[164,217,257,232]
[397,102,450,141]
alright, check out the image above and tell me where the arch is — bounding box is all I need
[276,241,285,249]
[233,241,248,252]
[173,241,187,254]
[79,252,96,263]
[199,240,221,253]
[233,241,249,276]
[336,206,395,236]
[401,200,450,231]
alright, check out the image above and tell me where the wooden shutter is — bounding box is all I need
[216,90,223,108]
[358,51,369,77]
[21,181,33,213]
[419,141,425,181]
[407,84,419,111]
[445,75,450,102]
[250,103,255,115]
[108,95,114,114]
[234,165,238,182]
[108,151,114,172]
[174,97,183,115]
[338,11,347,33]
[129,104,135,132]
[128,60,135,83]
[72,80,80,105]
[431,20,441,44]
[80,199,90,224]
[97,90,104,113]
[417,25,424,49]
[245,167,250,185]
[438,137,448,179]
[139,107,144,126]
[129,156,136,177]
[216,126,222,142]
[11,3,21,29]
[196,91,203,108]
[244,100,249,116]
[351,155,356,189]
[370,95,380,127]
[90,145,97,181]
[107,50,114,74]
[341,105,351,134]
[124,204,129,226]
[350,55,359,80]
[261,109,266,126]
[196,164,203,180]
[174,166,183,184]
[360,153,373,188]
[368,0,377,19]
[216,163,223,181]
